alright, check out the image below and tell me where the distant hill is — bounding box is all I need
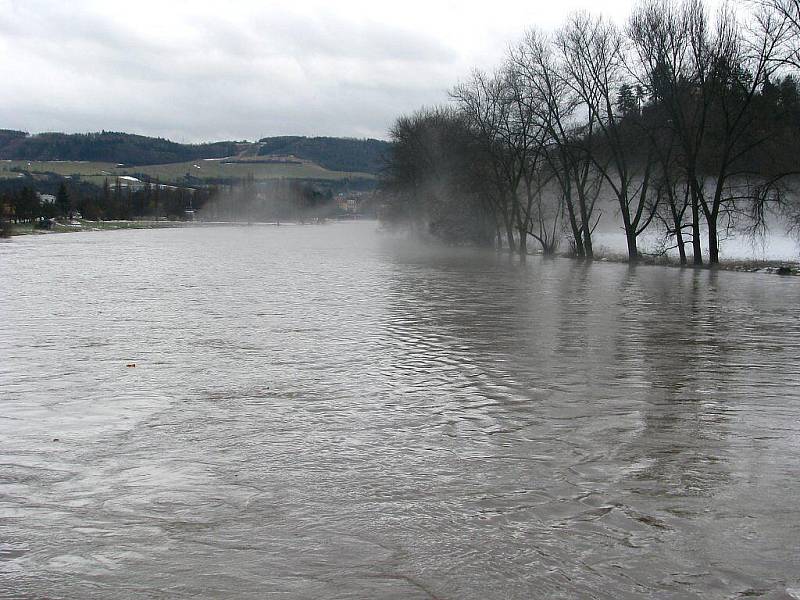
[258,136,390,174]
[0,130,391,174]
[0,130,242,166]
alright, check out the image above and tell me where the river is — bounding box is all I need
[1,222,799,599]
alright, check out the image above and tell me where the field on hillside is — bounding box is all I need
[0,158,374,186]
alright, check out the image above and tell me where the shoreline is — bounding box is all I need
[3,219,192,236]
[4,219,798,275]
[540,248,800,275]
[1,218,340,237]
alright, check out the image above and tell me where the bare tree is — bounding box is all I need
[384,106,494,242]
[630,0,792,265]
[503,56,559,258]
[509,29,604,259]
[629,0,712,263]
[557,12,657,261]
[453,64,552,259]
[452,71,521,252]
[756,0,800,67]
[699,3,793,263]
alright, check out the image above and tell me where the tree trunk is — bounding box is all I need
[668,192,687,266]
[564,195,584,258]
[573,236,585,258]
[518,229,528,262]
[505,218,516,253]
[577,190,594,259]
[621,206,638,263]
[676,227,687,265]
[707,217,720,265]
[626,232,639,262]
[583,229,594,260]
[689,179,703,266]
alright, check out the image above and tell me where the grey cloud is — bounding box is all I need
[0,0,469,141]
[245,11,457,62]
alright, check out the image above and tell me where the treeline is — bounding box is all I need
[1,179,212,223]
[258,136,390,174]
[0,177,359,228]
[0,130,242,165]
[199,177,340,222]
[382,0,800,265]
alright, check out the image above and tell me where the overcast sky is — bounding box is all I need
[0,0,690,142]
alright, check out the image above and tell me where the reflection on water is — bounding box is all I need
[1,223,799,599]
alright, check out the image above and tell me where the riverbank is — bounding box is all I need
[557,248,800,275]
[1,219,325,237]
[4,219,194,236]
[6,219,798,275]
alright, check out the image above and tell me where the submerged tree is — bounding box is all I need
[383,106,495,245]
[381,0,800,264]
[509,28,603,258]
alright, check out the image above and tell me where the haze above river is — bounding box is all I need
[1,223,799,599]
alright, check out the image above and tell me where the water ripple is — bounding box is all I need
[1,224,799,598]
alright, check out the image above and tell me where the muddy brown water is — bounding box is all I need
[1,222,799,599]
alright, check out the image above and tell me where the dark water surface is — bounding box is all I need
[1,222,799,599]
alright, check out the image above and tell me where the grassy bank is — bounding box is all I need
[6,219,192,236]
[558,248,800,275]
[3,218,336,237]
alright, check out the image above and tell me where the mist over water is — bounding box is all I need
[1,222,799,599]
[588,213,800,261]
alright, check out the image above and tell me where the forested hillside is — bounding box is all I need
[0,131,242,165]
[0,130,390,174]
[258,136,390,174]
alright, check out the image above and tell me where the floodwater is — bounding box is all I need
[1,222,799,599]
[592,228,800,262]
